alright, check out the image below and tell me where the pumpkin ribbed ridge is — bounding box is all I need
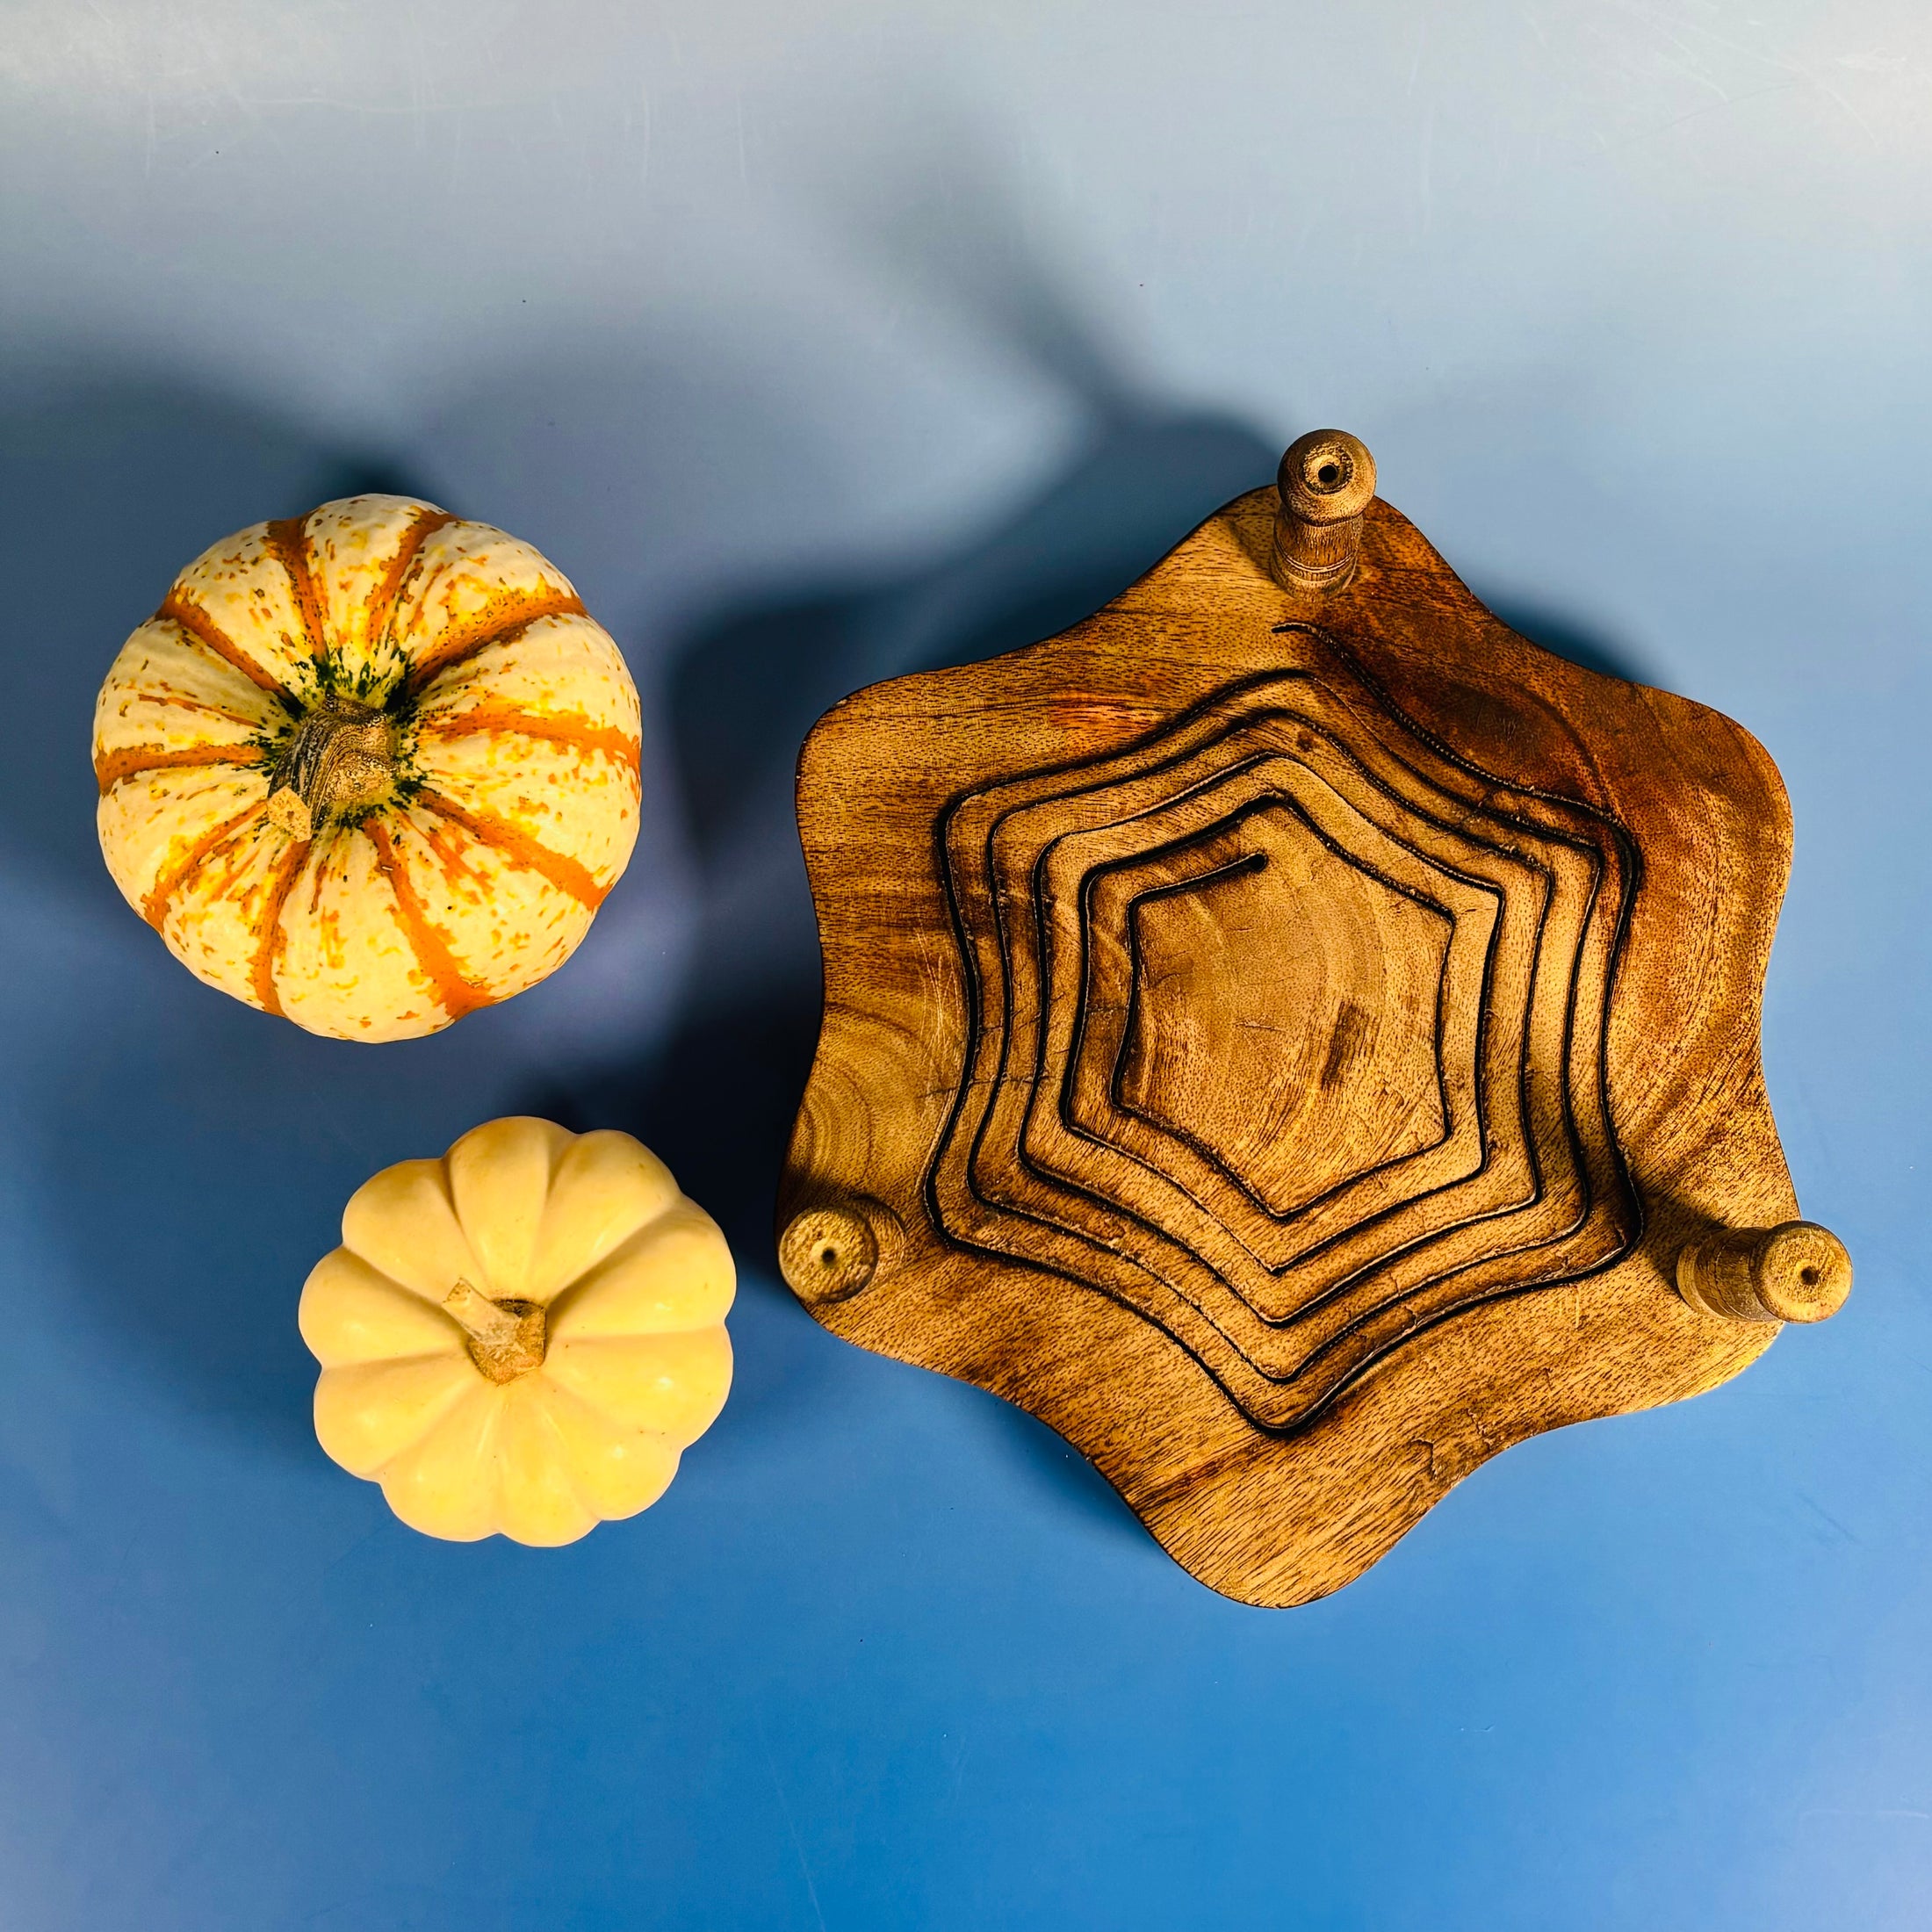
[156,590,295,698]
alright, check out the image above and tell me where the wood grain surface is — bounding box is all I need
[778,462,1845,1606]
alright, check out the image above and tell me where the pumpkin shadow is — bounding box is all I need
[0,369,470,1451]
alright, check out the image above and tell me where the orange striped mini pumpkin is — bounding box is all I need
[93,495,641,1041]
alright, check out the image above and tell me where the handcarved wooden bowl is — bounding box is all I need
[778,432,1849,1606]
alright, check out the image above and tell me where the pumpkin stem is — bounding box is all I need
[443,1278,548,1383]
[265,694,398,839]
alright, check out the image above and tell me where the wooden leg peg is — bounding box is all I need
[1676,1222,1852,1325]
[1271,429,1377,594]
[779,1205,878,1304]
[781,438,1839,1603]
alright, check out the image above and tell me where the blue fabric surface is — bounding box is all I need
[2,5,1927,1926]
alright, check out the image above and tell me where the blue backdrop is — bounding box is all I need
[1,4,1925,1927]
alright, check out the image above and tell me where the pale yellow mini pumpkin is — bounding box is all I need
[299,1118,733,1545]
[93,495,641,1041]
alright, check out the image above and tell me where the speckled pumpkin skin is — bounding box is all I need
[93,495,641,1040]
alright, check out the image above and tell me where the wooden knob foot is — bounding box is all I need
[1676,1221,1851,1325]
[779,1205,878,1303]
[1272,429,1376,594]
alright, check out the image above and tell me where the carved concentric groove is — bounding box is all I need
[927,644,1640,1433]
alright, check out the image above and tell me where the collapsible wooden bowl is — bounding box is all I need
[778,431,1849,1606]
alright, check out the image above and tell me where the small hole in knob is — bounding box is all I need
[818,1245,839,1268]
[1799,1265,1820,1287]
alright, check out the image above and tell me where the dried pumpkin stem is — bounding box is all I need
[264,695,398,840]
[443,1278,548,1383]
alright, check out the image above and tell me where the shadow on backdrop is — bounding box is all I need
[0,358,1654,1502]
[498,149,1301,1535]
[1481,597,1647,687]
[559,404,1291,1538]
[0,338,1646,1531]
[514,188,1664,1535]
[0,370,461,1451]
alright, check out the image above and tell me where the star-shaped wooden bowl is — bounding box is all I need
[777,431,1849,1606]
